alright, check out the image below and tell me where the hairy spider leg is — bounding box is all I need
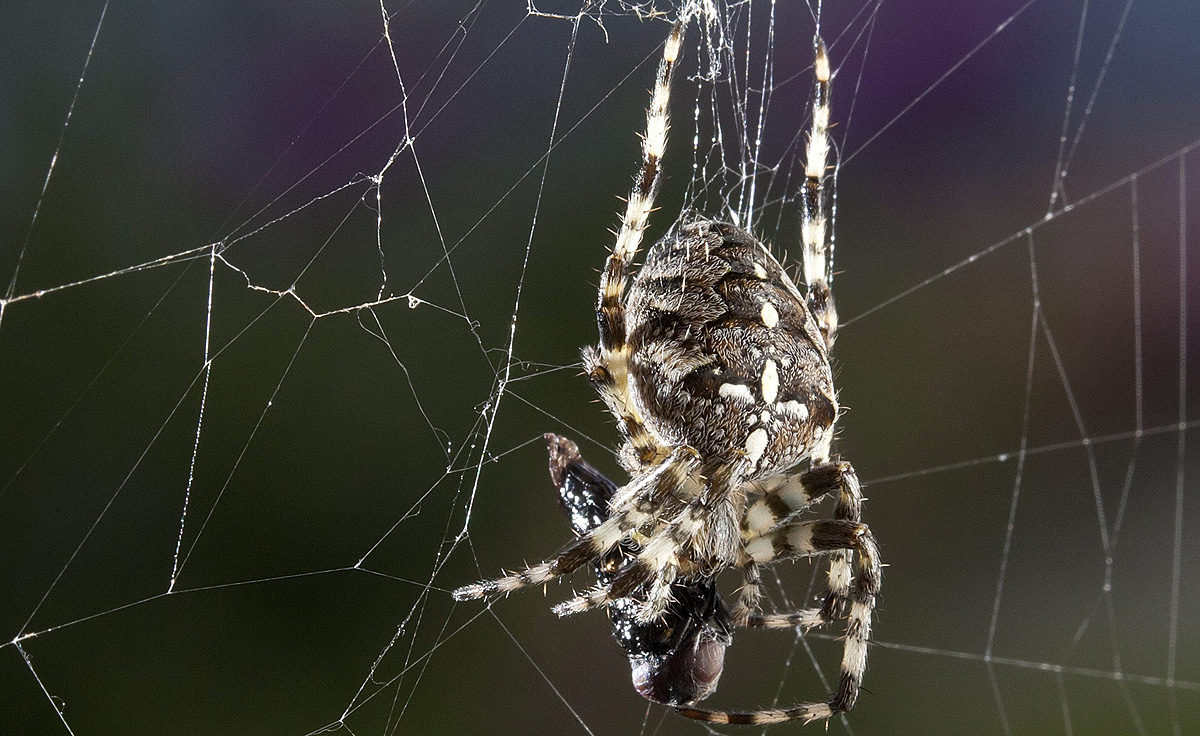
[730,460,845,624]
[741,461,845,538]
[800,36,837,354]
[554,458,749,623]
[451,446,699,601]
[587,17,685,471]
[730,560,765,627]
[744,461,869,631]
[678,466,881,723]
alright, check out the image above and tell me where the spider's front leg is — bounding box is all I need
[451,446,700,602]
[556,460,748,623]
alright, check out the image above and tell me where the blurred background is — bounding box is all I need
[2,1,1198,734]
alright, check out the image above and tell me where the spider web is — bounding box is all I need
[1,1,1197,734]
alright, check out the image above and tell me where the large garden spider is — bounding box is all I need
[455,11,880,724]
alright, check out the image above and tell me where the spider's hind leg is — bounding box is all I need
[681,461,880,724]
[678,511,880,724]
[744,461,875,638]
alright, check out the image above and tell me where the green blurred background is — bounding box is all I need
[2,1,1198,734]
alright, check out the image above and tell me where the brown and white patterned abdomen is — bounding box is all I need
[625,221,837,478]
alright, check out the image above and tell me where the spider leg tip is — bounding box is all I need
[450,584,480,601]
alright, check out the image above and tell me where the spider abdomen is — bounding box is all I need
[626,221,836,477]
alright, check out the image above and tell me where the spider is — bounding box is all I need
[454,12,880,725]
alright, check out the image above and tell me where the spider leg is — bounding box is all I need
[804,462,876,717]
[557,459,746,621]
[551,506,692,619]
[800,36,838,353]
[451,534,597,602]
[817,460,864,624]
[748,461,871,645]
[743,518,866,567]
[730,561,764,626]
[741,461,844,539]
[589,16,685,470]
[731,461,845,624]
[679,515,880,724]
[744,609,826,630]
[551,538,662,618]
[452,446,698,601]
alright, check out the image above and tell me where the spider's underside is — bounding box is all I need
[454,11,880,725]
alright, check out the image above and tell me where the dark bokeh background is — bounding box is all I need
[2,1,1198,734]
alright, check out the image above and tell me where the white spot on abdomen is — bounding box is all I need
[761,359,779,404]
[760,302,779,328]
[745,427,769,467]
[719,382,754,404]
[780,400,809,420]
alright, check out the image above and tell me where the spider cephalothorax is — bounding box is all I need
[455,12,880,726]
